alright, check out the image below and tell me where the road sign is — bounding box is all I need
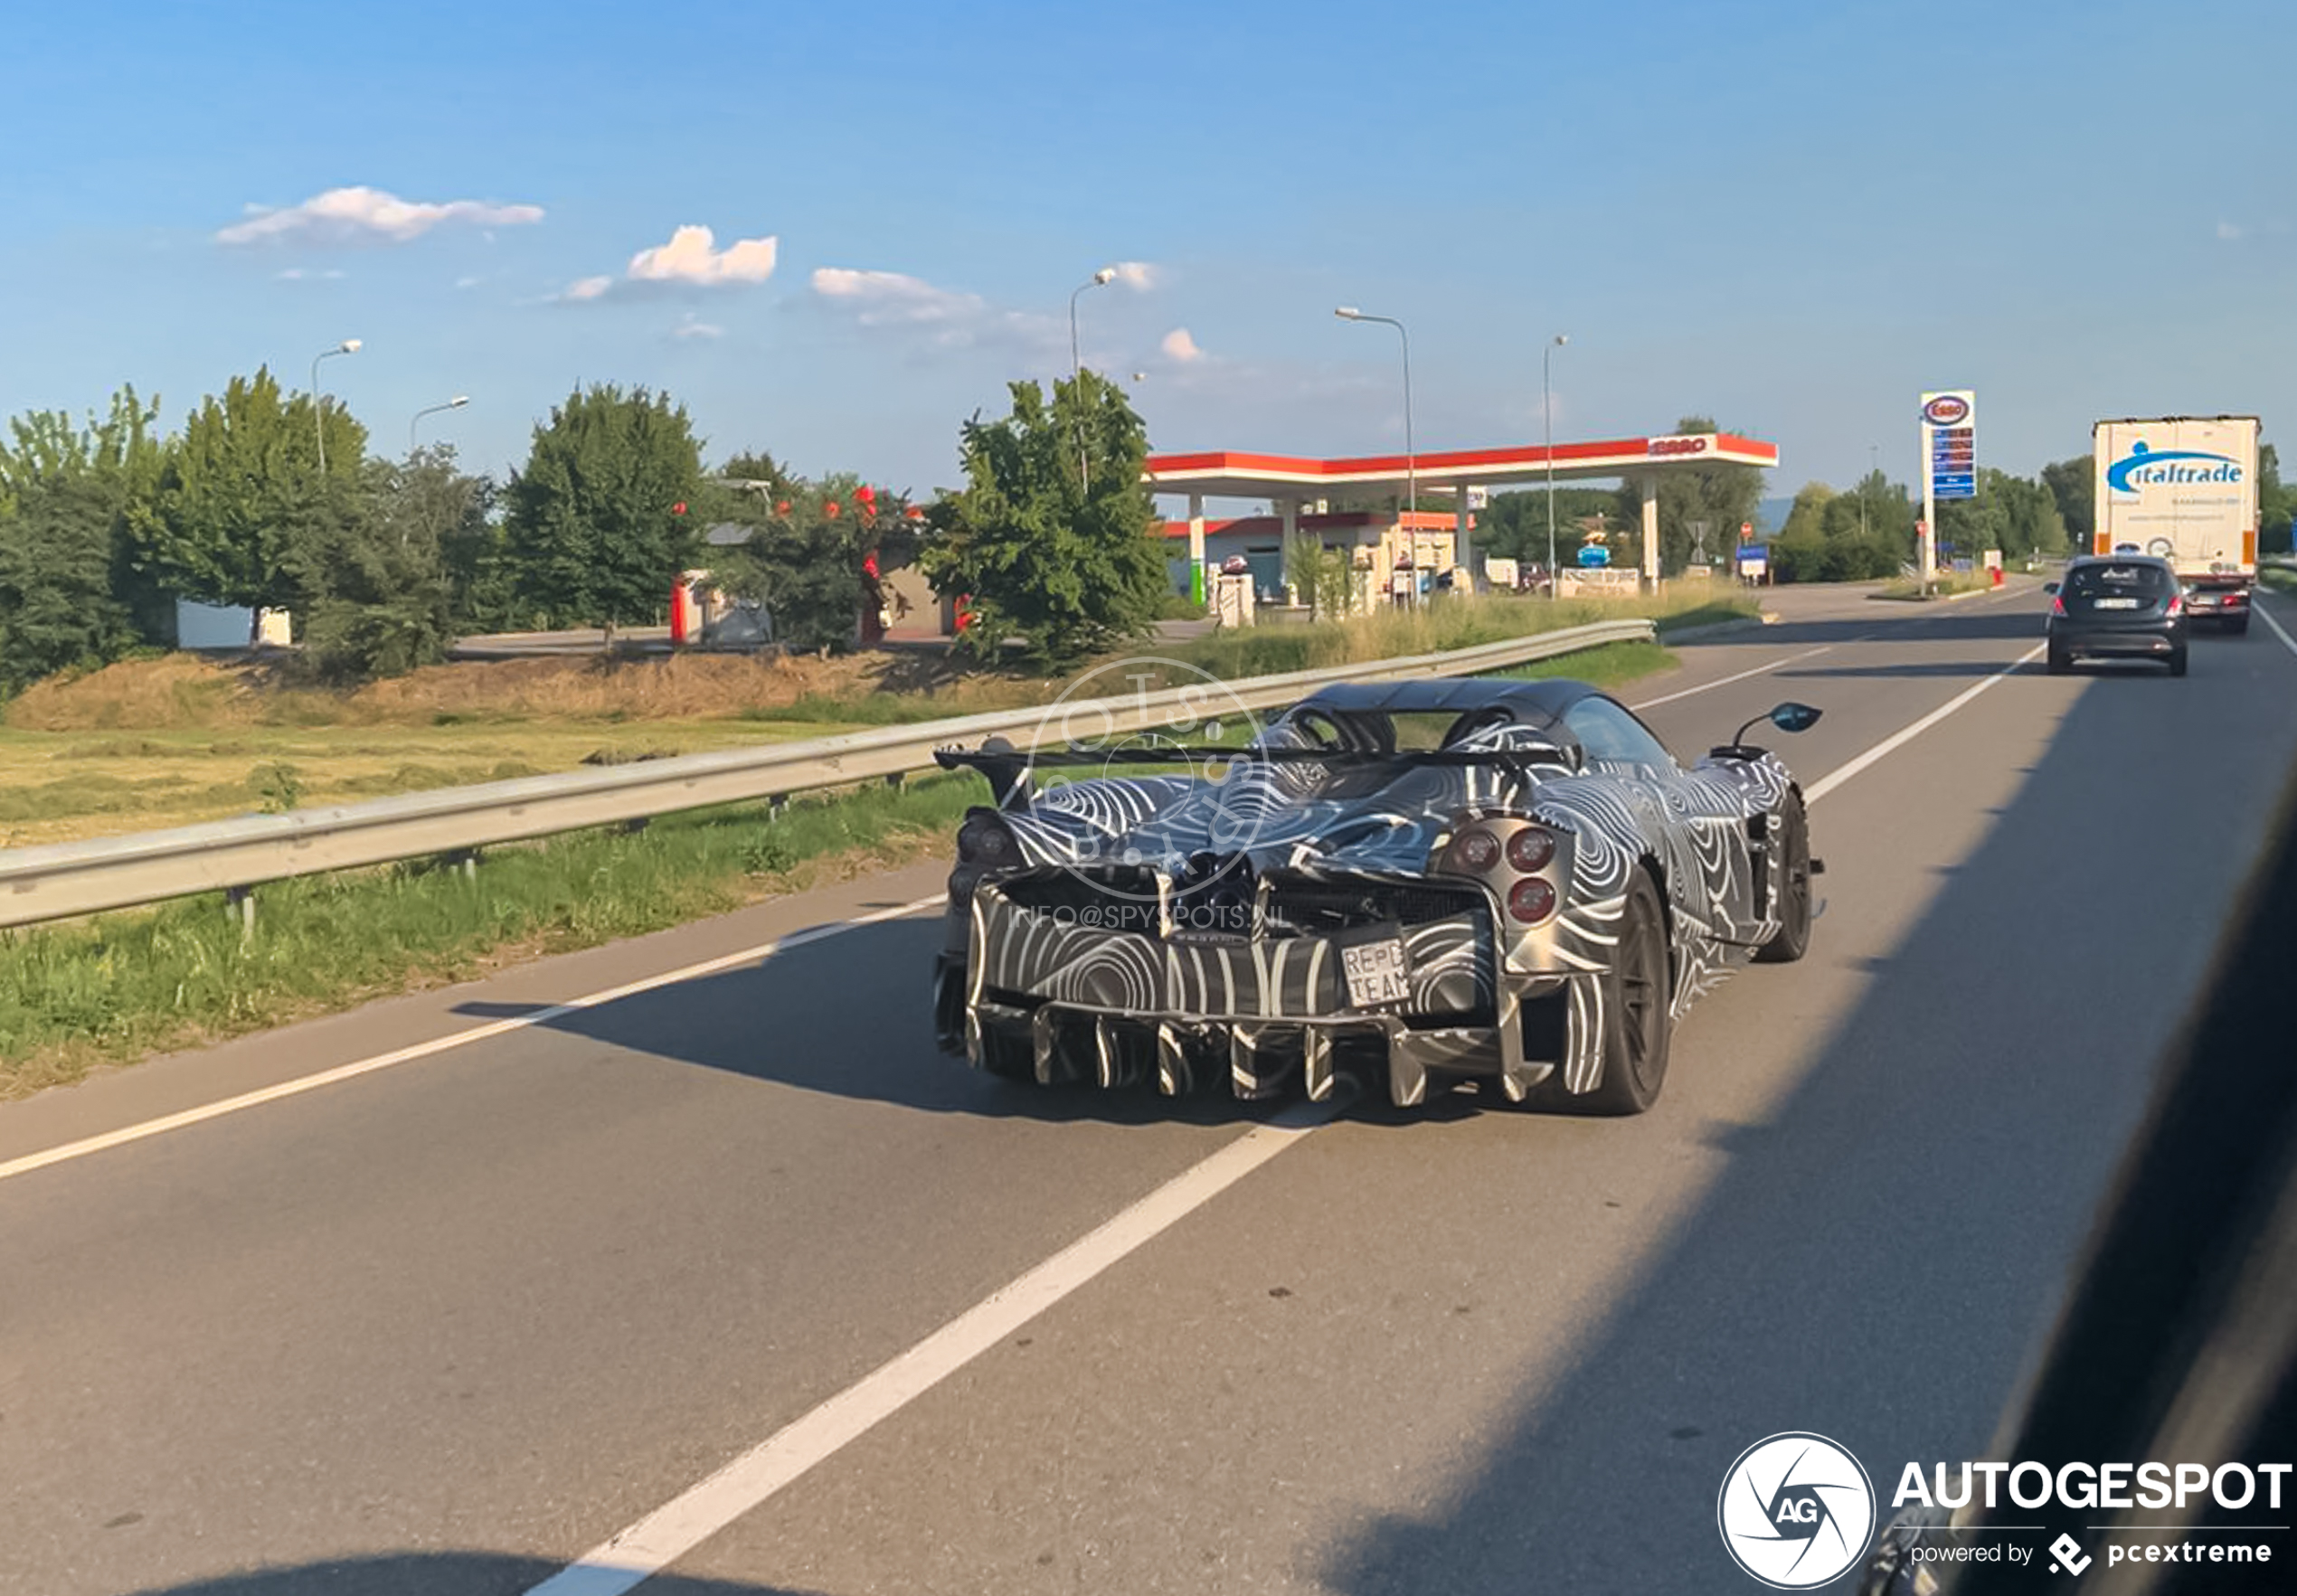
[1739,520,1753,542]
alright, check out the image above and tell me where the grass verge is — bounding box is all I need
[0,775,980,1100]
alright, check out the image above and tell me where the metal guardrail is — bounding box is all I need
[0,619,1655,930]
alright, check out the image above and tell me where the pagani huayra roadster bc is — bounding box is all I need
[931,678,1821,1114]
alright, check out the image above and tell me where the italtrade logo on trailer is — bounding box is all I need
[1716,1433,2292,1585]
[2105,440,2246,496]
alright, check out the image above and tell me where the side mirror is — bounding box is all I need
[2043,581,2061,596]
[1730,703,1820,746]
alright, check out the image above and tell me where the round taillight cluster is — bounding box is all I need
[1507,827,1556,873]
[1508,877,1558,924]
[1452,829,1503,872]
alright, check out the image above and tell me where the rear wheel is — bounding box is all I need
[2226,614,2251,637]
[1754,795,1811,964]
[2169,648,2189,678]
[1571,872,1673,1116]
[2046,645,2072,675]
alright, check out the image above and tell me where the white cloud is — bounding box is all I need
[1111,260,1159,290]
[275,268,346,281]
[218,185,544,246]
[1161,327,1205,363]
[810,268,986,326]
[627,225,778,286]
[672,316,725,340]
[558,224,779,302]
[2218,221,2246,241]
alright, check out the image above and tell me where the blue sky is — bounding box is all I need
[3,0,2290,509]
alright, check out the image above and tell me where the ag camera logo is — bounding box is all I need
[1718,1432,1877,1589]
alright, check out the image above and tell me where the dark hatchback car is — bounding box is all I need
[2046,554,2188,676]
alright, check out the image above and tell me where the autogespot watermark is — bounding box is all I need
[1028,656,1298,905]
[1718,1440,2291,1585]
[1718,1432,1877,1589]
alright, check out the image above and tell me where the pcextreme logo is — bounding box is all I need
[1718,1432,1877,1589]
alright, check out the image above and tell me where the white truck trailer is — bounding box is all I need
[2093,416,2260,633]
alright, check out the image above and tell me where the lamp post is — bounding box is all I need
[1336,307,1415,601]
[1068,267,1116,489]
[1545,334,1568,594]
[1865,442,1878,541]
[1070,267,1116,381]
[410,395,469,455]
[310,339,361,477]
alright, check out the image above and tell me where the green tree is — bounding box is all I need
[143,368,366,640]
[709,471,922,653]
[1768,477,1905,583]
[289,460,455,681]
[2259,442,2292,557]
[0,388,169,688]
[1281,528,1356,618]
[1475,486,1619,569]
[921,371,1167,668]
[2040,456,2094,551]
[503,383,704,644]
[1612,415,1765,575]
[381,444,509,633]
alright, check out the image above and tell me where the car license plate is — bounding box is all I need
[1342,938,1410,1007]
[2093,597,2141,609]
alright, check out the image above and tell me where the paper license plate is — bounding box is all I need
[2092,597,2141,609]
[1342,938,1410,1007]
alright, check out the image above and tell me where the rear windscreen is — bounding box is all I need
[2067,564,2171,597]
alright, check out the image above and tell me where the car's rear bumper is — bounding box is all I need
[2050,619,2186,657]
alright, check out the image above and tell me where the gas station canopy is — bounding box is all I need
[1144,431,1779,500]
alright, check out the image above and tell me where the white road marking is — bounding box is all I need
[1806,645,2047,808]
[0,893,946,1185]
[1628,645,1835,710]
[2254,594,2297,658]
[523,1100,1336,1596]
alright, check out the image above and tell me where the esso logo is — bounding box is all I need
[1922,394,1971,427]
[1648,435,1711,458]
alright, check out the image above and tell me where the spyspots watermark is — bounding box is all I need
[1717,1432,1876,1589]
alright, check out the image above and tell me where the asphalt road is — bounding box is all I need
[5,581,2297,1596]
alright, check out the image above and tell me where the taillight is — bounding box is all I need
[957,813,1016,864]
[1451,828,1502,872]
[1508,877,1558,924]
[1506,827,1557,872]
[2050,594,2066,617]
[2166,593,2183,617]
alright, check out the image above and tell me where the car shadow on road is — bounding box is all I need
[1693,606,2045,652]
[449,913,1284,1129]
[123,1553,819,1596]
[1306,647,2297,1591]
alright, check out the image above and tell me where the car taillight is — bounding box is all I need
[2166,592,2183,617]
[2050,594,2066,617]
[1508,877,1558,924]
[1451,828,1502,872]
[1506,826,1557,872]
[957,813,1016,864]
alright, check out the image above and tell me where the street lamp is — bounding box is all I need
[1068,267,1117,489]
[410,395,469,455]
[1070,267,1116,381]
[1545,334,1568,593]
[1865,442,1878,541]
[1336,307,1415,601]
[310,339,362,477]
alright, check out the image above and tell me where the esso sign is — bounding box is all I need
[1921,393,1971,427]
[1647,435,1712,458]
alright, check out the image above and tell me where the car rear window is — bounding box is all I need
[2066,564,2170,597]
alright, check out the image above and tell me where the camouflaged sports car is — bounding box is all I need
[931,678,1821,1114]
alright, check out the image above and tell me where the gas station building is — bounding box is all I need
[1146,430,1781,600]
